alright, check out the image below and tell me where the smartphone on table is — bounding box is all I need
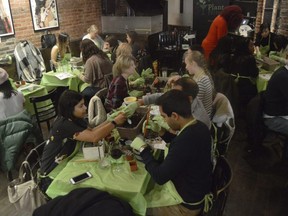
[70,172,92,184]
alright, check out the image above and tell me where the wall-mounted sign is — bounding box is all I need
[193,0,229,43]
[29,0,59,31]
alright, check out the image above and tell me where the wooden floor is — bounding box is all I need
[0,120,288,216]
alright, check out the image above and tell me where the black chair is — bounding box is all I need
[210,93,235,156]
[212,70,239,117]
[246,92,266,152]
[204,156,233,216]
[21,141,46,182]
[246,92,288,164]
[29,88,58,136]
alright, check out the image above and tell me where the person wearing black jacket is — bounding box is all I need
[231,36,259,116]
[263,64,288,136]
[254,23,276,57]
[131,90,212,216]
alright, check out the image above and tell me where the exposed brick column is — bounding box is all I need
[271,0,279,32]
[255,0,265,37]
[277,0,288,36]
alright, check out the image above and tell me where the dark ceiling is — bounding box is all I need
[126,0,165,15]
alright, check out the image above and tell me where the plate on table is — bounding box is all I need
[55,72,74,80]
[18,84,41,92]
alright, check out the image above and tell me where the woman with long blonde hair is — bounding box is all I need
[185,51,214,117]
[115,42,132,59]
[104,55,136,112]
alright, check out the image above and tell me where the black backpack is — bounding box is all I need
[41,31,56,48]
[33,187,135,216]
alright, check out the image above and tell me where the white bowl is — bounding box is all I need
[124,96,137,105]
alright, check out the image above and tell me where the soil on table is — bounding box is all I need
[121,112,145,128]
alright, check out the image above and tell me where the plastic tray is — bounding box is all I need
[117,107,148,140]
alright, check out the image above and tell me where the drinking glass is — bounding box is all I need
[110,146,123,173]
[98,140,111,169]
[161,67,167,77]
[56,62,63,72]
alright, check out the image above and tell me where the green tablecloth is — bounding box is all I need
[40,70,82,92]
[10,79,49,115]
[46,152,151,216]
[256,73,272,92]
[256,67,273,92]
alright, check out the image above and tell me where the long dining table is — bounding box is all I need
[40,62,89,92]
[46,150,153,216]
[40,70,82,92]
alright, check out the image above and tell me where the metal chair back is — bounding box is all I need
[21,140,47,182]
[205,156,233,216]
[29,88,58,135]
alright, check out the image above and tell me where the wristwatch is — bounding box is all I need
[111,120,117,127]
[139,145,147,153]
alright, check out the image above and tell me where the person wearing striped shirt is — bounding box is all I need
[184,51,214,118]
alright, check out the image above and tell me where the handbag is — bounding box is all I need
[7,161,47,214]
[41,30,56,48]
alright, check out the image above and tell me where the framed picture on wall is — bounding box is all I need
[0,0,15,37]
[29,0,59,31]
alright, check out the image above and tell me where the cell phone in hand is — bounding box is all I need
[70,172,92,184]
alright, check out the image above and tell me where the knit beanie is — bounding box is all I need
[0,68,9,85]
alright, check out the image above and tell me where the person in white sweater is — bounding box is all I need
[82,25,104,50]
[0,68,25,120]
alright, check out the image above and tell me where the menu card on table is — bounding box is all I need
[54,72,74,80]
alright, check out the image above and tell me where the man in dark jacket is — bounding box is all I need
[131,90,212,216]
[263,63,288,136]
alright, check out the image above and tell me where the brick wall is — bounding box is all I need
[255,0,288,37]
[0,0,102,55]
[255,0,264,35]
[278,0,288,36]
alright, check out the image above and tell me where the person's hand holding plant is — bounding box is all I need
[130,135,146,151]
[123,102,139,118]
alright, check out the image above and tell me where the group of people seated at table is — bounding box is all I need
[34,21,227,214]
[48,24,151,108]
[201,5,288,160]
[27,22,217,215]
[38,87,213,216]
[2,6,288,215]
